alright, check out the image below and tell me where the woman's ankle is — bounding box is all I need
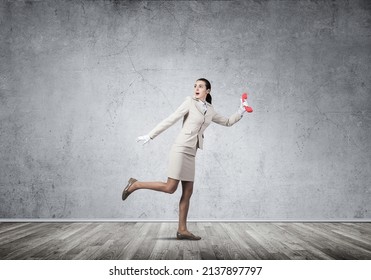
[177,228,188,233]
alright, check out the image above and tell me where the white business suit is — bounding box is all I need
[148,96,243,181]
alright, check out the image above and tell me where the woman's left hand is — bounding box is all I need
[238,99,249,115]
[238,94,253,114]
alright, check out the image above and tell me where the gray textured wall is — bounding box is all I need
[0,0,370,220]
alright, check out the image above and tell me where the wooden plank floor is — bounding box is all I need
[0,222,370,260]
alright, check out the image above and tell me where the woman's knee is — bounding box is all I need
[165,179,179,194]
[165,184,177,194]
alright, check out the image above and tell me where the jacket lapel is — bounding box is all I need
[192,97,206,115]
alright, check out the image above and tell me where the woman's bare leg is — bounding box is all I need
[129,177,179,194]
[177,180,194,234]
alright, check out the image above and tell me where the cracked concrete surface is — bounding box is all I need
[0,0,370,220]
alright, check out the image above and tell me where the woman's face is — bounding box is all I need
[194,80,209,101]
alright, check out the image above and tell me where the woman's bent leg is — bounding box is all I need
[129,177,179,194]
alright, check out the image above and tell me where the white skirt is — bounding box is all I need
[167,145,197,181]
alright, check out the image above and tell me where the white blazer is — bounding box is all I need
[149,96,242,153]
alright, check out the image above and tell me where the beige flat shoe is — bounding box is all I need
[176,231,201,240]
[122,178,137,201]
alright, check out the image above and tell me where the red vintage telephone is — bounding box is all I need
[242,93,253,113]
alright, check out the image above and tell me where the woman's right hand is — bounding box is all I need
[136,135,151,145]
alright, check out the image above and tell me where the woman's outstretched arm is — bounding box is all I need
[148,96,191,139]
[212,111,243,127]
[211,97,247,126]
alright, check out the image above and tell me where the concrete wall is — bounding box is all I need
[1,0,370,220]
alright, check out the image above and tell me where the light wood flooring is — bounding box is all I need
[0,222,370,260]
